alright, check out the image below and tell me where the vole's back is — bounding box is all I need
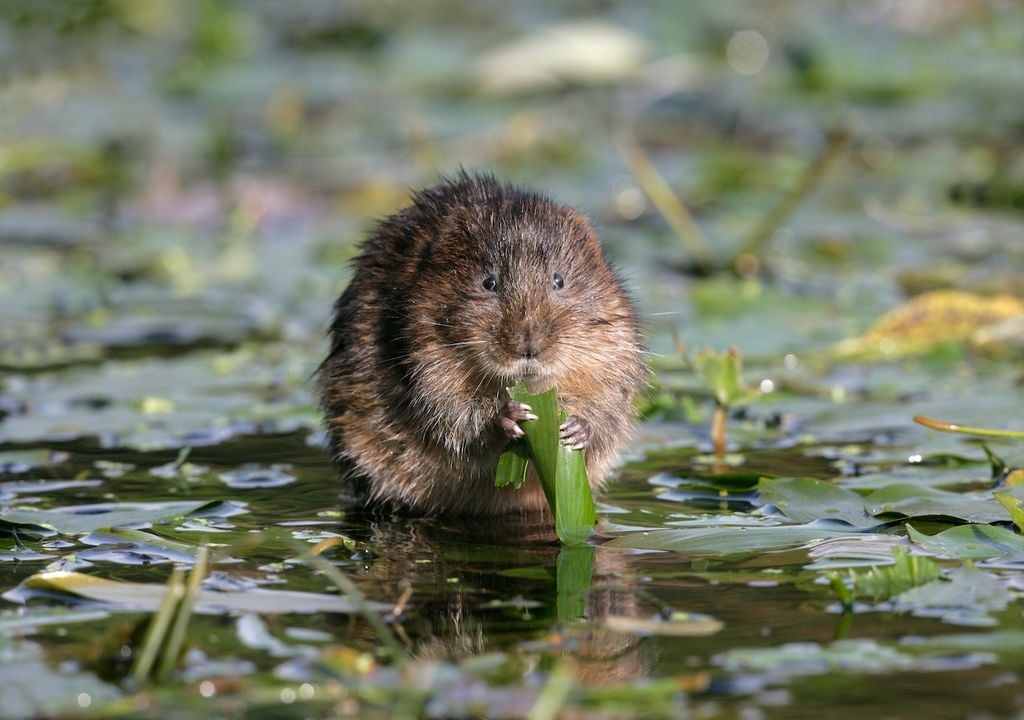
[316,173,645,516]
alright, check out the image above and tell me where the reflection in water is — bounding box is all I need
[344,515,649,685]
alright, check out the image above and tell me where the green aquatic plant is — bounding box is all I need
[827,547,941,608]
[994,492,1024,531]
[132,547,208,684]
[495,382,596,546]
[689,347,761,456]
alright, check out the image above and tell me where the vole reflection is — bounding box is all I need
[337,515,650,686]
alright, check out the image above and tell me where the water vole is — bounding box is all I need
[316,173,645,516]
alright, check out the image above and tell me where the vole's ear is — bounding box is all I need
[563,210,602,253]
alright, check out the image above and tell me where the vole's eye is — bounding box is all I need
[482,274,498,292]
[552,272,565,290]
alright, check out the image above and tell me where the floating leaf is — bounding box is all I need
[896,564,1008,610]
[6,571,392,615]
[805,535,906,568]
[864,485,1012,524]
[0,501,226,536]
[907,524,1024,560]
[763,479,1021,528]
[759,477,875,527]
[80,528,198,562]
[605,521,865,556]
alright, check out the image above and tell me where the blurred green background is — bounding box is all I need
[2,0,1021,374]
[1,3,1023,718]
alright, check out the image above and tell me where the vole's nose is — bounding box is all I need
[513,315,547,359]
[516,332,542,360]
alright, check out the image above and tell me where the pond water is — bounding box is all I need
[1,1,1023,718]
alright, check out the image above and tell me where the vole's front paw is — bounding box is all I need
[497,401,538,440]
[560,415,591,451]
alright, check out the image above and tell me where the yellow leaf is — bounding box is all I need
[831,290,1024,361]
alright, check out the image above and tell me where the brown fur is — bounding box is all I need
[315,172,645,516]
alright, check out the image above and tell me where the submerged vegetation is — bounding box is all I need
[1,0,1023,718]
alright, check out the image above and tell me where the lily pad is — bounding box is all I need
[759,477,876,527]
[0,501,229,536]
[906,524,1024,560]
[863,484,1012,524]
[5,571,392,615]
[605,521,866,556]
[79,528,199,563]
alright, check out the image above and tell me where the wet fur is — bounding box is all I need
[316,172,645,516]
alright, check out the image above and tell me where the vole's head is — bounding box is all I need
[412,175,634,390]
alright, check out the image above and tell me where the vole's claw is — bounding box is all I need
[560,415,591,451]
[498,401,536,439]
[500,418,525,439]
